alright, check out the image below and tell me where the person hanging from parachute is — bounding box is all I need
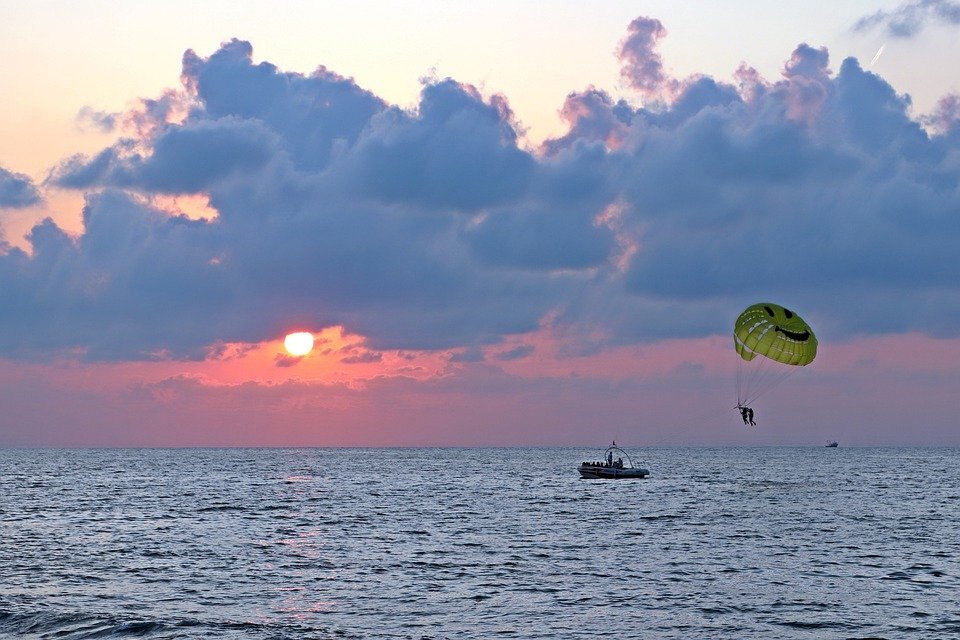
[733,303,817,426]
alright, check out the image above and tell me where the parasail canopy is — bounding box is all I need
[734,302,817,409]
[734,302,817,366]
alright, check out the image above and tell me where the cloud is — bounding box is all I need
[181,38,387,172]
[779,44,833,124]
[340,351,383,364]
[4,22,960,362]
[274,353,302,368]
[449,347,485,363]
[0,190,237,361]
[52,117,283,193]
[496,344,535,361]
[854,0,960,38]
[0,167,41,209]
[334,79,534,211]
[76,107,118,134]
[921,93,960,134]
[616,17,677,102]
[542,88,634,153]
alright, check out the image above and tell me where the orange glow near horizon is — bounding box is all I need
[188,326,453,387]
[8,326,960,403]
[77,325,456,391]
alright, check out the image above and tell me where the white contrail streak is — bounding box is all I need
[869,43,886,68]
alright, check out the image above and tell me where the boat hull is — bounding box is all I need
[578,465,649,480]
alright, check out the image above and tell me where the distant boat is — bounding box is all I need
[825,441,839,448]
[578,441,649,479]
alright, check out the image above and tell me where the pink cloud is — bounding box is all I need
[550,87,632,151]
[779,44,833,124]
[616,17,678,103]
[922,93,960,134]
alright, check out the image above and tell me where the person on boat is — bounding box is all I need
[616,457,623,468]
[606,450,613,467]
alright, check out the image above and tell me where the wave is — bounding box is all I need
[0,607,357,640]
[0,610,168,639]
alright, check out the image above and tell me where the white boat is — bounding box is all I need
[578,442,649,479]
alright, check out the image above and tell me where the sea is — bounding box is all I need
[1,447,958,639]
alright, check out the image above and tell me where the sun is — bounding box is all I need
[283,332,315,356]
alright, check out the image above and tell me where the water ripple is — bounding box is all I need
[2,446,959,638]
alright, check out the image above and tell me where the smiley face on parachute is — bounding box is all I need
[733,302,817,366]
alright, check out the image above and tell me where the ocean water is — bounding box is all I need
[1,447,958,639]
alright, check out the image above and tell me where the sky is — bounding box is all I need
[2,0,960,447]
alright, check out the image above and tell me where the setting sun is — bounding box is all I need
[283,332,314,356]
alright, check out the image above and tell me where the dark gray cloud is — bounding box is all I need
[4,21,960,361]
[496,344,535,361]
[855,0,960,38]
[340,351,383,364]
[182,39,387,172]
[0,190,234,361]
[0,167,41,209]
[53,117,283,193]
[449,347,485,363]
[274,353,303,368]
[329,80,535,212]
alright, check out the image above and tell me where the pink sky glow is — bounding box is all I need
[2,331,957,447]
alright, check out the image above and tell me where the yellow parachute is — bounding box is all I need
[734,302,817,408]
